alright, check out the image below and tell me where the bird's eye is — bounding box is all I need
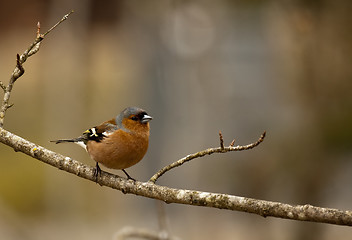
[131,116,138,121]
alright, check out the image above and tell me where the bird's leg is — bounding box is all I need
[122,169,135,181]
[93,162,102,182]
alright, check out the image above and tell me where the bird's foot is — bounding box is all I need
[93,162,102,183]
[122,169,136,181]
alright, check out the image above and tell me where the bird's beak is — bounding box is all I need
[141,114,153,123]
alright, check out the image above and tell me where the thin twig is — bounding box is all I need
[42,10,74,37]
[28,23,42,57]
[0,11,73,128]
[114,226,181,240]
[5,103,14,110]
[219,131,224,150]
[149,131,266,184]
[0,82,6,92]
[230,138,236,147]
[36,22,41,37]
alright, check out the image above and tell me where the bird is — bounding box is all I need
[51,107,152,181]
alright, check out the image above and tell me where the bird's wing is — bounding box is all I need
[84,119,118,142]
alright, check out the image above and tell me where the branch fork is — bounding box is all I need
[149,131,266,183]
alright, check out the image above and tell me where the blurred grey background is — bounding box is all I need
[1,0,352,239]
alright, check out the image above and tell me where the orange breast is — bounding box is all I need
[86,129,149,169]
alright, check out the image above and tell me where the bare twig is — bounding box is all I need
[0,10,73,128]
[0,128,351,226]
[42,10,74,38]
[5,103,14,110]
[36,22,41,37]
[230,139,236,147]
[27,23,42,57]
[219,131,224,149]
[0,82,6,92]
[114,226,181,240]
[149,131,266,184]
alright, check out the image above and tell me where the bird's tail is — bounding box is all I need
[50,137,85,144]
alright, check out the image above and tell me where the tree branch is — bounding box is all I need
[0,128,351,226]
[149,131,266,183]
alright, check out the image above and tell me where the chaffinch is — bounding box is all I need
[51,107,152,180]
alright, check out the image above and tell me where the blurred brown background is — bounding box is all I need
[1,0,352,239]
